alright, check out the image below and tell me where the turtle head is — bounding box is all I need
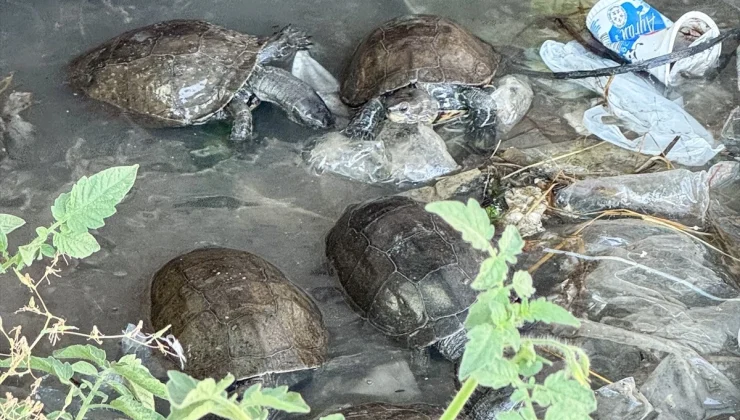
[385,88,439,125]
[290,95,335,130]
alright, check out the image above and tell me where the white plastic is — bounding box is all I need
[586,0,721,86]
[539,40,724,167]
[490,75,534,135]
[291,50,351,127]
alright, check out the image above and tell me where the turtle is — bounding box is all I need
[68,19,335,143]
[325,195,484,361]
[315,402,452,420]
[150,247,329,387]
[340,15,501,147]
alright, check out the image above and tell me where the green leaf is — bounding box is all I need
[70,361,98,376]
[51,165,138,232]
[532,371,597,418]
[0,230,7,254]
[47,412,74,420]
[472,357,520,390]
[53,344,108,368]
[241,384,311,414]
[0,214,25,234]
[320,415,346,420]
[128,380,156,410]
[529,299,580,327]
[498,412,527,420]
[40,244,56,258]
[111,356,167,399]
[0,355,55,375]
[426,199,494,252]
[472,257,508,290]
[498,224,525,264]
[167,400,225,420]
[458,324,503,380]
[166,371,201,408]
[53,230,100,258]
[18,243,40,267]
[110,395,165,420]
[465,300,491,329]
[50,358,75,385]
[512,271,535,299]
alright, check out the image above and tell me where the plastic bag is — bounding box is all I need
[555,168,711,225]
[489,75,533,135]
[304,122,459,185]
[291,50,351,127]
[539,40,724,167]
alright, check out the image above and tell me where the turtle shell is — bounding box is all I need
[340,15,500,107]
[68,20,262,127]
[150,247,329,380]
[317,402,447,420]
[325,196,482,349]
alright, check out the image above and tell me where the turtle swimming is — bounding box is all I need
[325,195,484,361]
[68,20,334,142]
[150,247,329,385]
[340,15,501,145]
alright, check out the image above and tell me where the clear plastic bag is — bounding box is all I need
[539,40,724,166]
[489,75,533,135]
[304,122,459,185]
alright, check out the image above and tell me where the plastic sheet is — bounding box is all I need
[304,122,459,185]
[593,377,655,420]
[539,40,724,166]
[489,75,533,135]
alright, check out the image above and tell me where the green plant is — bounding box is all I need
[427,199,596,420]
[0,165,342,420]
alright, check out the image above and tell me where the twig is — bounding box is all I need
[502,141,605,180]
[519,28,740,80]
[543,248,740,302]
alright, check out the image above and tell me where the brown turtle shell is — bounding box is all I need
[326,196,482,349]
[150,247,329,381]
[340,14,500,107]
[68,20,263,127]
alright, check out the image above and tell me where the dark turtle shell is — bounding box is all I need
[317,402,448,420]
[340,14,500,107]
[326,196,482,349]
[150,247,329,381]
[68,20,263,127]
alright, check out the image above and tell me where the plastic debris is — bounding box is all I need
[0,91,35,158]
[305,122,459,185]
[540,40,724,166]
[502,186,547,238]
[292,50,351,127]
[593,377,655,420]
[721,106,740,154]
[587,0,721,86]
[489,75,534,135]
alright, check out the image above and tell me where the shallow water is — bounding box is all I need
[1,0,740,417]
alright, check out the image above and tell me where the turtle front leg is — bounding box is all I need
[460,86,499,151]
[343,97,385,141]
[226,89,255,143]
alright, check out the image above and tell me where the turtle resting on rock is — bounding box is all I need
[326,195,483,361]
[68,20,334,142]
[340,15,501,146]
[150,247,329,386]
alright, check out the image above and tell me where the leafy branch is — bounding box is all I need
[427,199,597,420]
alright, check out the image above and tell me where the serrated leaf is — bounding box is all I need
[0,355,55,375]
[512,271,535,299]
[465,300,491,329]
[18,243,39,267]
[241,385,310,414]
[111,357,167,399]
[545,403,594,420]
[472,357,519,389]
[71,361,98,376]
[53,230,100,258]
[53,344,108,368]
[129,380,156,410]
[529,299,580,327]
[166,371,201,407]
[50,359,74,385]
[320,415,346,420]
[533,371,597,418]
[110,395,165,420]
[40,244,56,258]
[167,400,223,420]
[458,324,502,380]
[472,257,508,290]
[0,214,25,234]
[51,165,138,232]
[498,225,525,264]
[426,199,494,252]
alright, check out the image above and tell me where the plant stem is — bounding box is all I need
[75,375,105,420]
[440,377,478,420]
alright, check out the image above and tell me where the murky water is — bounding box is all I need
[2,0,740,417]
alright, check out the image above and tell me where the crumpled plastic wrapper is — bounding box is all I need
[0,91,35,159]
[502,186,547,238]
[490,75,533,135]
[305,122,460,185]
